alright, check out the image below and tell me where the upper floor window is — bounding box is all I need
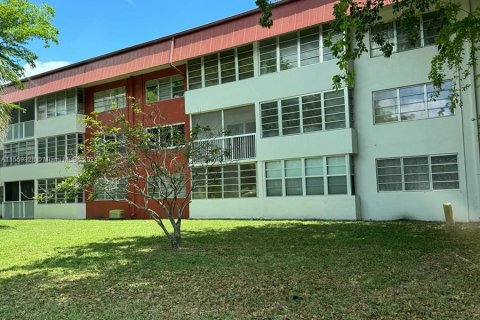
[145,75,184,103]
[376,154,459,192]
[93,87,126,113]
[259,25,340,75]
[37,89,84,120]
[370,12,444,57]
[147,123,185,148]
[2,140,35,167]
[373,80,452,124]
[261,88,348,138]
[187,44,254,90]
[38,133,84,163]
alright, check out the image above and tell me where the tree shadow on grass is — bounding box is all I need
[0,221,477,320]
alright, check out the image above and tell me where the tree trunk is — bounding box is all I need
[170,224,181,250]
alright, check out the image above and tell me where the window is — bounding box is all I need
[37,89,82,120]
[373,81,453,124]
[147,123,185,148]
[261,89,348,138]
[370,12,444,57]
[148,175,187,199]
[265,156,350,197]
[95,178,127,200]
[259,25,340,75]
[2,140,35,166]
[93,87,126,112]
[192,163,257,199]
[145,75,184,103]
[187,44,254,90]
[376,154,459,192]
[37,178,84,204]
[38,133,84,163]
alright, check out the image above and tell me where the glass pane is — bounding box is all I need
[302,94,322,132]
[261,102,279,137]
[281,98,300,135]
[266,161,282,178]
[286,178,302,196]
[237,45,254,80]
[306,177,324,195]
[204,54,219,87]
[259,38,277,75]
[328,176,347,194]
[305,158,323,176]
[327,156,346,175]
[188,58,202,90]
[285,159,302,177]
[279,33,298,70]
[300,27,320,66]
[266,179,282,197]
[220,49,236,83]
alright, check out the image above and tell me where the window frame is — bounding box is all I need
[93,86,126,113]
[145,75,185,104]
[187,44,255,90]
[260,88,349,138]
[37,89,82,120]
[37,177,84,204]
[369,12,444,58]
[376,154,460,192]
[372,80,453,125]
[191,163,257,200]
[265,155,352,197]
[38,133,84,163]
[146,123,186,149]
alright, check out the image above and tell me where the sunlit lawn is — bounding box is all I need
[0,219,479,319]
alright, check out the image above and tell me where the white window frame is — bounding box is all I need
[145,75,184,104]
[37,177,84,204]
[376,154,460,192]
[265,155,352,197]
[372,80,454,125]
[36,89,82,120]
[187,44,255,90]
[260,88,349,138]
[93,87,126,113]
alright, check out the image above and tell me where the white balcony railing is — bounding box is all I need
[2,201,34,219]
[192,133,256,163]
[6,121,35,141]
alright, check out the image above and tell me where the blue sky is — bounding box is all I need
[25,0,257,76]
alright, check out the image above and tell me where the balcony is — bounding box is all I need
[193,133,256,163]
[6,120,35,141]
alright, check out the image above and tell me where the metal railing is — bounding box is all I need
[6,121,35,141]
[192,133,256,163]
[2,201,34,219]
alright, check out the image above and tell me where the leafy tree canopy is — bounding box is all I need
[257,0,480,109]
[0,0,58,134]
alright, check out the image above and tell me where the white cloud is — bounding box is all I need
[23,60,71,77]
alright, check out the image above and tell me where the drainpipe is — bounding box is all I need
[169,37,185,78]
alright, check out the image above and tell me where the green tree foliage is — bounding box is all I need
[257,0,480,109]
[0,0,58,133]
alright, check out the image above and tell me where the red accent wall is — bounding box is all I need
[85,66,190,220]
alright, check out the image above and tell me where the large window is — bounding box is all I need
[37,178,84,204]
[145,75,184,103]
[147,123,185,148]
[376,154,459,192]
[37,89,84,120]
[259,25,340,75]
[93,87,126,112]
[38,133,84,163]
[95,178,127,200]
[370,12,444,57]
[192,163,257,199]
[261,88,348,138]
[373,81,452,124]
[2,140,35,166]
[265,156,351,197]
[187,44,254,90]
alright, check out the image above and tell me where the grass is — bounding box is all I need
[0,220,479,319]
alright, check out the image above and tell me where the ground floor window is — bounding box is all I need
[192,163,257,199]
[265,155,351,197]
[38,178,84,204]
[376,154,459,192]
[94,178,128,200]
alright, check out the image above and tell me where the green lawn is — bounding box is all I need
[0,220,479,319]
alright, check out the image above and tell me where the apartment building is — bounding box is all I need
[1,0,479,221]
